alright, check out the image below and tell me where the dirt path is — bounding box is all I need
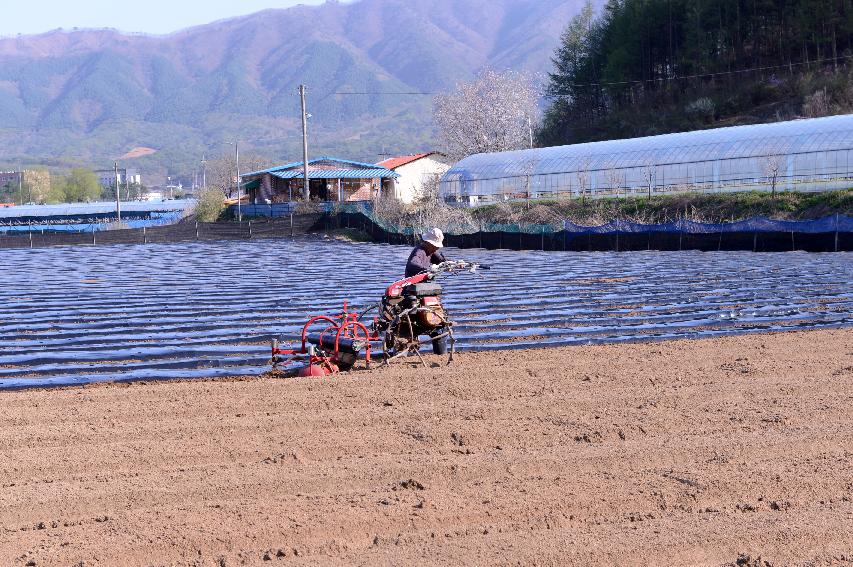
[1,330,851,566]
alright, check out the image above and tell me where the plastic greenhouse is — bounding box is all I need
[440,114,853,205]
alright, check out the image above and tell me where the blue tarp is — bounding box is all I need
[0,211,185,233]
[0,200,194,219]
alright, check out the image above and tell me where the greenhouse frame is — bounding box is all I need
[440,114,853,205]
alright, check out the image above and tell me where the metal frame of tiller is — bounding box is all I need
[271,301,378,377]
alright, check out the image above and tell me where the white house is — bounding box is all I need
[377,152,452,204]
[94,168,142,187]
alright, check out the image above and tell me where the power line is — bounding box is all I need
[332,91,437,95]
[550,54,853,91]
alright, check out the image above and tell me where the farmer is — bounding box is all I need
[405,227,447,277]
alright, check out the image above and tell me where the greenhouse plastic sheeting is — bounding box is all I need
[441,114,853,199]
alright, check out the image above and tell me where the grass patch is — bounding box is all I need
[468,189,853,226]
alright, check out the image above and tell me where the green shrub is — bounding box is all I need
[194,186,226,222]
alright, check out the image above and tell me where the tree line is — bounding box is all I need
[0,169,148,204]
[540,0,853,145]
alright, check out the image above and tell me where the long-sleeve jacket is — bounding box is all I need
[405,244,446,277]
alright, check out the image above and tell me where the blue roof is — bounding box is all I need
[244,157,395,177]
[271,168,399,180]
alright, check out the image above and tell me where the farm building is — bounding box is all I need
[377,152,452,204]
[242,158,398,204]
[440,114,853,205]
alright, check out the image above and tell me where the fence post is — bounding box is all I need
[541,227,545,251]
[791,230,795,252]
[753,232,757,252]
[248,220,253,239]
[835,213,839,252]
[29,229,33,248]
[196,221,200,240]
[143,226,147,244]
[92,225,96,246]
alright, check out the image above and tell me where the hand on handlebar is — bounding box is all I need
[431,260,491,274]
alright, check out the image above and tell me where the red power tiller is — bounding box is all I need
[271,260,488,377]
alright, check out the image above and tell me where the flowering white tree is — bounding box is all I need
[434,69,539,161]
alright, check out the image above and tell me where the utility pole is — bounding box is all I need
[527,116,534,149]
[300,84,310,202]
[201,154,207,189]
[18,166,23,206]
[125,171,130,202]
[114,162,121,222]
[235,141,241,222]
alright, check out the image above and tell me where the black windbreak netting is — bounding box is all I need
[561,215,853,234]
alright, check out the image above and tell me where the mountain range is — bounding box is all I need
[0,0,589,181]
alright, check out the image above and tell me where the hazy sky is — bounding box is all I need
[0,0,327,37]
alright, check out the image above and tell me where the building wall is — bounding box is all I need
[392,156,452,204]
[95,168,142,187]
[247,174,385,203]
[0,172,18,189]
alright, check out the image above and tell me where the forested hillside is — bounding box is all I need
[540,0,853,145]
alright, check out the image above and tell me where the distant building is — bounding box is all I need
[242,157,399,203]
[0,171,18,189]
[94,168,142,188]
[0,169,51,203]
[377,152,452,204]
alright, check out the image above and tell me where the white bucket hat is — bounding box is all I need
[422,227,444,248]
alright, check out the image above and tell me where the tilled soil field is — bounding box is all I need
[0,329,851,566]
